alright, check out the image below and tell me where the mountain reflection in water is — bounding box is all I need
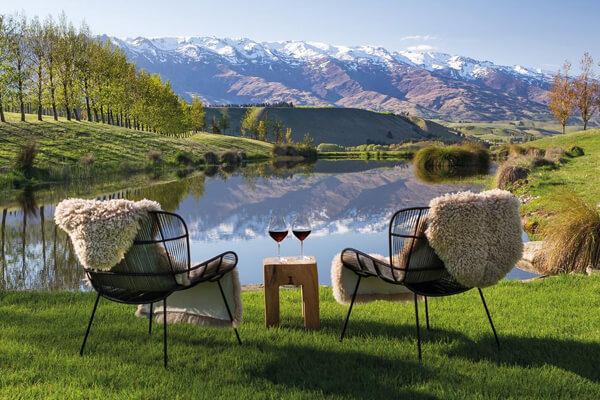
[0,160,533,290]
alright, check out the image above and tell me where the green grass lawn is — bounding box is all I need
[0,112,272,171]
[439,120,585,143]
[515,129,600,217]
[1,276,600,399]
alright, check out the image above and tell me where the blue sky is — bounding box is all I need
[3,0,598,72]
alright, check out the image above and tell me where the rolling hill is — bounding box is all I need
[204,106,463,146]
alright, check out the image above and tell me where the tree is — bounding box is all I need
[28,16,45,121]
[210,115,220,133]
[189,94,205,132]
[548,61,576,134]
[241,107,259,139]
[272,119,284,143]
[0,14,14,123]
[302,132,315,148]
[218,114,229,134]
[43,16,58,120]
[7,13,29,122]
[574,53,599,130]
[56,13,76,121]
[285,127,293,144]
[257,120,267,141]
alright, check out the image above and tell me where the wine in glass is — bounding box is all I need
[292,215,311,260]
[268,216,288,261]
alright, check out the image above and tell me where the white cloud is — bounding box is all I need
[400,35,437,41]
[406,44,437,52]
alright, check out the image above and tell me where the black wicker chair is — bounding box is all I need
[339,207,499,361]
[79,210,241,367]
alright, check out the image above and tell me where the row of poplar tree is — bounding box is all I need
[549,52,600,134]
[0,12,204,135]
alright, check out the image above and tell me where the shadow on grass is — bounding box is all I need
[444,335,600,383]
[247,343,438,400]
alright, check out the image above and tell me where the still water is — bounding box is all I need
[0,160,536,291]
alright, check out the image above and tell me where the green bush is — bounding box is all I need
[204,152,219,166]
[175,151,197,166]
[317,143,345,152]
[414,143,490,173]
[221,151,242,166]
[569,146,585,157]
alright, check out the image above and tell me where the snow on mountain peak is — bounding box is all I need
[114,36,549,82]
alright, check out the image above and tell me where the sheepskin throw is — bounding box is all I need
[516,241,546,274]
[331,253,414,304]
[55,198,161,271]
[425,189,523,287]
[136,270,243,328]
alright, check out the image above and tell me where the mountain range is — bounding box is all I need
[109,36,554,122]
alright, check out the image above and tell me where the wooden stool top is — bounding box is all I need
[263,256,316,267]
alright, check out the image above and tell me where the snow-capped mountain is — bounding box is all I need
[109,36,553,121]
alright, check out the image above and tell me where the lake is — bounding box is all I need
[0,160,536,291]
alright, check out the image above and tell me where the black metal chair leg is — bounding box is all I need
[80,293,100,356]
[478,288,500,349]
[424,296,430,330]
[340,275,361,342]
[217,280,242,345]
[414,292,422,362]
[163,299,168,368]
[148,303,153,335]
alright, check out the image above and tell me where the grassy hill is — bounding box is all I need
[0,112,272,172]
[440,119,586,144]
[205,106,463,146]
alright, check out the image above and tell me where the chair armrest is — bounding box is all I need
[341,248,405,283]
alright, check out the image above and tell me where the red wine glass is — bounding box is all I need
[292,215,311,260]
[268,216,288,261]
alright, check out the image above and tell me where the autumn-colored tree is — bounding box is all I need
[241,107,259,139]
[574,53,599,130]
[548,61,576,134]
[285,127,293,144]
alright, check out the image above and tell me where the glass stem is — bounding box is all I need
[278,242,281,260]
[301,240,304,259]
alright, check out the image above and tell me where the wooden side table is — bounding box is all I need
[263,256,320,330]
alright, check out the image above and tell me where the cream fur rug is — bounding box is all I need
[516,241,546,274]
[55,198,161,271]
[136,270,243,328]
[331,253,414,305]
[426,189,523,287]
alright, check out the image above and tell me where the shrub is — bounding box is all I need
[204,152,219,165]
[542,192,600,274]
[175,151,196,166]
[414,143,490,173]
[317,143,345,152]
[569,146,585,157]
[495,163,529,189]
[80,154,95,165]
[14,141,38,173]
[147,151,162,163]
[221,151,242,166]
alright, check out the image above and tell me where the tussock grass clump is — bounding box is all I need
[569,145,585,157]
[204,152,219,166]
[544,147,567,164]
[542,192,600,274]
[14,141,38,173]
[147,151,162,163]
[496,163,530,189]
[414,142,490,174]
[80,154,95,165]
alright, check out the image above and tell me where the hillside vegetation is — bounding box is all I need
[205,107,463,146]
[0,112,272,172]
